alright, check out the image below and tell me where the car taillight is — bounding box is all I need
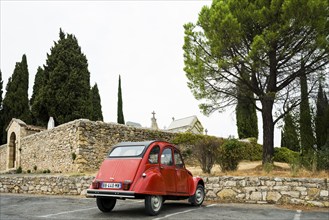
[123,180,132,190]
[92,181,100,189]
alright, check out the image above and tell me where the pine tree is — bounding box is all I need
[281,112,300,152]
[30,67,49,126]
[41,29,92,125]
[117,75,125,124]
[90,83,103,121]
[236,71,258,140]
[315,83,329,150]
[2,55,31,143]
[299,72,315,169]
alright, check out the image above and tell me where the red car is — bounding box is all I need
[86,141,205,216]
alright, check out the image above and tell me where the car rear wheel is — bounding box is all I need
[145,195,163,216]
[189,184,205,206]
[96,197,116,212]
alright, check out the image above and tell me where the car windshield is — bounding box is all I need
[108,145,145,157]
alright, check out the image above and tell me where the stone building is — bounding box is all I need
[167,116,204,134]
[4,118,45,171]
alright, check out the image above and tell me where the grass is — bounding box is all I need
[186,161,329,178]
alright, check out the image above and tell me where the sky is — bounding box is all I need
[0,0,282,146]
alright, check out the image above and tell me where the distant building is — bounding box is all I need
[126,121,142,128]
[167,116,204,134]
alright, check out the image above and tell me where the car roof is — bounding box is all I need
[113,140,174,150]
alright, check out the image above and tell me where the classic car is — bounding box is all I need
[86,140,205,216]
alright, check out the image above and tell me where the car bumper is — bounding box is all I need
[86,189,135,199]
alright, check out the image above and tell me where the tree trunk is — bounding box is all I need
[261,98,275,164]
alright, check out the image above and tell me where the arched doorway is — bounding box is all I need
[8,132,16,169]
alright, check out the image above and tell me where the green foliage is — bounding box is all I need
[273,147,299,164]
[27,170,31,173]
[33,165,37,171]
[71,152,77,161]
[315,83,329,150]
[90,83,103,121]
[281,112,300,152]
[16,166,22,174]
[263,162,274,174]
[38,29,92,125]
[0,70,3,144]
[236,72,258,140]
[2,55,31,143]
[239,138,262,161]
[117,75,125,124]
[317,147,329,171]
[172,132,223,173]
[0,70,2,109]
[43,169,51,174]
[299,74,316,169]
[30,67,49,126]
[217,139,243,172]
[183,0,329,165]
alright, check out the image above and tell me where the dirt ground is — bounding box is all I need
[186,161,329,178]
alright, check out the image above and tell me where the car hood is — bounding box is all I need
[96,158,142,182]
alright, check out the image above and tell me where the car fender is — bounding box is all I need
[133,167,166,195]
[189,176,204,195]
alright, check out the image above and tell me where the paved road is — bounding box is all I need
[0,194,328,220]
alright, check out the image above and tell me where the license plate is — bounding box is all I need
[101,182,121,189]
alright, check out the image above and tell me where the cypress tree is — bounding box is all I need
[0,70,2,110]
[117,75,125,124]
[0,70,3,144]
[236,70,258,140]
[30,67,49,126]
[281,112,300,152]
[299,72,315,169]
[42,29,92,124]
[90,83,103,121]
[315,83,329,150]
[2,55,31,142]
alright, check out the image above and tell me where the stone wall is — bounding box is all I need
[0,175,327,207]
[0,174,93,195]
[205,176,328,207]
[76,120,175,171]
[0,144,7,171]
[1,119,175,173]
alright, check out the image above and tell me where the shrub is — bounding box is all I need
[71,152,77,161]
[193,136,224,173]
[240,138,262,161]
[27,170,31,173]
[16,166,22,174]
[33,165,37,172]
[273,147,299,163]
[317,148,329,171]
[172,132,223,173]
[217,139,243,172]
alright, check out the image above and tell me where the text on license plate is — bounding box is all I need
[102,182,121,189]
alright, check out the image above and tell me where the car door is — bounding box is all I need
[160,147,176,193]
[174,149,189,194]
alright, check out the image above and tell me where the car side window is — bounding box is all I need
[161,148,173,166]
[174,150,184,168]
[148,146,160,164]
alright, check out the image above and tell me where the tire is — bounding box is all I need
[189,184,205,206]
[145,195,163,216]
[96,197,116,212]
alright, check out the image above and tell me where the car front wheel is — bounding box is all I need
[96,197,116,212]
[145,195,163,216]
[189,184,205,206]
